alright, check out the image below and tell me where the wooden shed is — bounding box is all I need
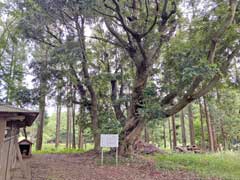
[18,139,33,158]
[0,104,38,180]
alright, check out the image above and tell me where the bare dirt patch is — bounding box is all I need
[13,152,218,180]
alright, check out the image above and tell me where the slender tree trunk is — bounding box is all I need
[55,101,61,148]
[216,88,226,151]
[234,58,240,83]
[110,67,126,126]
[163,120,167,148]
[78,105,85,149]
[188,103,195,146]
[144,127,150,143]
[72,103,76,149]
[23,127,27,139]
[209,111,218,151]
[180,110,186,146]
[172,115,177,150]
[220,119,227,150]
[91,98,100,151]
[78,126,84,149]
[199,99,206,150]
[203,97,214,151]
[36,49,48,151]
[66,106,70,148]
[35,82,46,151]
[168,117,172,150]
[75,17,100,151]
[69,106,72,147]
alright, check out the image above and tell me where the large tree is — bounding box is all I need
[11,0,239,155]
[97,0,239,154]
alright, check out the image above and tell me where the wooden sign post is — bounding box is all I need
[100,134,119,166]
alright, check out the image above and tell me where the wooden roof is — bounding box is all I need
[0,104,39,128]
[0,104,38,113]
[18,139,33,145]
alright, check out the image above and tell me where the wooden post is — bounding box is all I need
[101,148,103,166]
[6,132,15,180]
[116,148,118,166]
[0,120,6,145]
[0,120,6,179]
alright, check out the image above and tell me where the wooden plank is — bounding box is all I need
[0,140,10,180]
[0,120,6,179]
[6,134,14,180]
[11,137,18,169]
[6,115,26,121]
[0,120,6,145]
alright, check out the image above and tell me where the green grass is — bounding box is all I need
[154,151,240,180]
[32,143,94,154]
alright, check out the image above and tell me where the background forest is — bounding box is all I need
[0,0,239,155]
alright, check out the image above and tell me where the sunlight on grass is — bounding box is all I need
[32,143,94,154]
[154,151,240,180]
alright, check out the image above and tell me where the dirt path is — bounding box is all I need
[12,153,216,180]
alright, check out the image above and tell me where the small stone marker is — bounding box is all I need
[100,134,119,166]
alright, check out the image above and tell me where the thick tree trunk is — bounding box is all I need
[163,120,167,148]
[168,117,172,150]
[107,0,237,156]
[188,103,195,146]
[120,119,145,155]
[119,62,149,155]
[172,115,177,150]
[199,99,206,150]
[180,110,186,146]
[55,101,61,148]
[203,97,214,151]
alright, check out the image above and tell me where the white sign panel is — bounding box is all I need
[100,134,119,147]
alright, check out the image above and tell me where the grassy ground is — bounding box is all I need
[154,151,240,180]
[32,143,94,154]
[32,144,240,179]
